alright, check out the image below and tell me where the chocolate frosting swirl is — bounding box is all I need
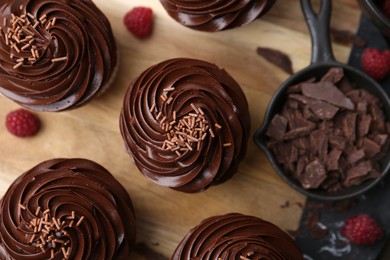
[120,58,250,193]
[0,0,117,111]
[160,0,276,31]
[0,158,136,259]
[172,213,303,260]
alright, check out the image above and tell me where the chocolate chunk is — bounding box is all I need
[291,137,310,151]
[335,111,357,143]
[273,143,299,167]
[321,175,340,190]
[302,105,318,121]
[320,67,344,84]
[347,149,365,165]
[361,89,380,105]
[329,134,347,150]
[357,114,372,137]
[266,114,288,141]
[286,99,299,109]
[345,89,361,104]
[301,81,355,110]
[289,94,311,105]
[371,103,386,133]
[284,125,315,140]
[296,155,309,179]
[344,160,373,187]
[326,148,342,171]
[356,100,368,114]
[362,138,381,158]
[299,159,327,189]
[309,130,328,162]
[374,134,388,146]
[338,77,355,93]
[284,117,316,140]
[309,100,339,120]
[287,78,316,94]
[256,47,293,75]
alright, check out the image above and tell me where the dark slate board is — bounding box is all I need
[295,15,390,260]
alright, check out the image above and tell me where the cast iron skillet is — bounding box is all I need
[254,0,390,201]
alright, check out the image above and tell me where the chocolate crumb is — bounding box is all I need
[256,47,293,75]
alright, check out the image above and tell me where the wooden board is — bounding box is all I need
[0,0,362,258]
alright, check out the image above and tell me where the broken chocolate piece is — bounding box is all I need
[356,99,368,114]
[342,112,358,143]
[256,47,293,75]
[299,159,327,189]
[309,130,328,162]
[309,100,339,120]
[344,160,373,187]
[301,81,355,110]
[357,114,372,138]
[347,149,365,165]
[320,67,344,83]
[289,94,311,105]
[329,134,347,150]
[265,114,288,141]
[374,134,388,146]
[326,148,342,171]
[362,138,381,158]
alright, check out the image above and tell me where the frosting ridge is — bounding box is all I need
[0,0,117,111]
[160,0,276,31]
[172,213,304,260]
[0,158,136,259]
[120,58,250,193]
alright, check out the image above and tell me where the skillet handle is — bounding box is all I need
[301,0,336,64]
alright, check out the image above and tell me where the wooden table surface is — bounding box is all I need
[0,0,364,258]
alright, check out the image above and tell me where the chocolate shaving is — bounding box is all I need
[256,47,293,75]
[330,28,367,48]
[301,81,355,110]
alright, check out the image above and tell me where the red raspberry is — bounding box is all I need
[5,109,40,137]
[341,214,384,245]
[123,7,153,39]
[360,48,390,81]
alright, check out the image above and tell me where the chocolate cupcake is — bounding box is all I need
[120,58,250,193]
[159,0,276,32]
[0,158,136,259]
[0,0,117,111]
[172,213,303,260]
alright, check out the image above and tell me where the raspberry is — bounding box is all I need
[123,7,153,39]
[5,109,40,137]
[360,48,390,81]
[341,214,384,245]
